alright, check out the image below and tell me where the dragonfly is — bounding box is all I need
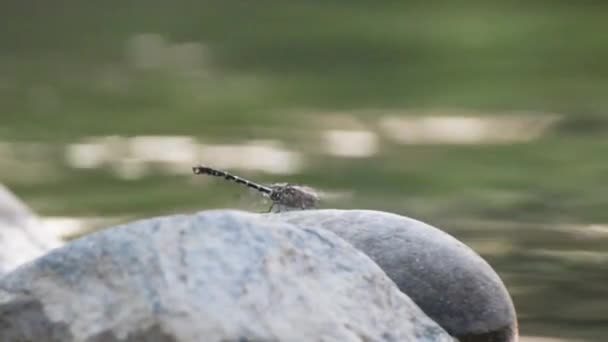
[192,165,319,213]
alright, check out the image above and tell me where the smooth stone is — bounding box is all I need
[268,209,518,342]
[0,184,62,274]
[0,210,454,342]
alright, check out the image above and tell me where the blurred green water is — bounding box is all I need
[1,1,608,340]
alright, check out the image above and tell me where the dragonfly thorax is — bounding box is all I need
[269,183,319,210]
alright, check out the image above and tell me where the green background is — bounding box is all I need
[1,1,607,340]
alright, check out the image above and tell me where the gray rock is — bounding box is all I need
[268,210,518,342]
[0,184,62,274]
[0,210,454,342]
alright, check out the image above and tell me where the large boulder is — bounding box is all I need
[268,210,518,342]
[0,184,62,274]
[0,210,454,342]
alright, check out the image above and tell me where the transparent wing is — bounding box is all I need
[231,187,273,213]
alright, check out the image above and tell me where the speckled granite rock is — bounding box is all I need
[0,184,62,274]
[269,209,518,342]
[0,210,454,342]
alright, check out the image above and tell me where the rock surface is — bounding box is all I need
[0,184,62,274]
[0,210,454,342]
[269,210,518,342]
